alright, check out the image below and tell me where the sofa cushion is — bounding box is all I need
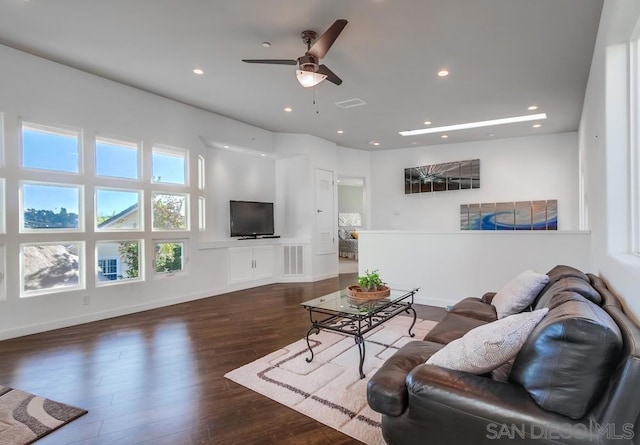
[423,313,486,344]
[510,295,623,420]
[426,308,549,374]
[367,340,443,416]
[491,270,549,318]
[535,276,602,308]
[449,297,497,322]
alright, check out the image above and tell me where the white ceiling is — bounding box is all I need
[0,0,603,151]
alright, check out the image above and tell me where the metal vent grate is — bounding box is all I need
[335,98,367,109]
[283,245,304,275]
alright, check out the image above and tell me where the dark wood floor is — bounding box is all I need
[0,274,446,445]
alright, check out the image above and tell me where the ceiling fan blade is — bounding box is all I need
[308,19,348,59]
[242,59,297,65]
[317,64,342,85]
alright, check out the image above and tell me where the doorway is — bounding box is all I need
[337,177,365,275]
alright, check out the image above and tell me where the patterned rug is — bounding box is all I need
[225,315,436,445]
[0,385,87,445]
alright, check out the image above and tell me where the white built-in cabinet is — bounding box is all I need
[228,245,274,284]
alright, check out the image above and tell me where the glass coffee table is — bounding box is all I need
[300,287,419,378]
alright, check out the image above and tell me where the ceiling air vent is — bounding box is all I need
[335,98,366,109]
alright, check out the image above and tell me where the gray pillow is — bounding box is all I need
[425,308,549,374]
[491,270,549,318]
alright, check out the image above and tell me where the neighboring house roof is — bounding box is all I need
[98,203,138,229]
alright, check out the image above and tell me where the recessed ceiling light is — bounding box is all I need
[487,133,495,137]
[284,107,292,112]
[437,69,449,77]
[528,105,538,111]
[193,68,204,75]
[261,42,271,48]
[399,113,547,136]
[337,130,344,134]
[260,153,266,157]
[424,121,432,125]
[533,123,542,128]
[337,179,341,183]
[223,145,229,149]
[369,141,380,146]
[441,134,449,139]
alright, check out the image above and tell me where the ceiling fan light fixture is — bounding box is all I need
[296,69,327,88]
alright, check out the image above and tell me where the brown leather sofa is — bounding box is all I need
[367,265,640,445]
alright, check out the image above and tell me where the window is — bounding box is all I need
[96,240,142,284]
[96,188,142,231]
[96,137,139,180]
[0,178,5,234]
[21,182,82,232]
[152,192,188,230]
[152,146,186,185]
[154,241,184,274]
[632,37,640,255]
[97,257,119,281]
[0,245,5,301]
[22,122,80,173]
[198,155,205,190]
[339,213,362,227]
[0,113,4,166]
[198,197,205,231]
[21,242,85,296]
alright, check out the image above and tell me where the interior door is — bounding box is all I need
[315,168,336,254]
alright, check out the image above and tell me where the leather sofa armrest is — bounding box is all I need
[367,341,442,416]
[403,364,594,442]
[481,292,496,304]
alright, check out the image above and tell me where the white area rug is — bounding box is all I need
[225,316,436,445]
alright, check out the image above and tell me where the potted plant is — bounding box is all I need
[357,269,384,292]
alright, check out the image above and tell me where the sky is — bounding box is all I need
[22,128,186,217]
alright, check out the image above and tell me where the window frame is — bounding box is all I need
[20,241,86,298]
[95,239,144,286]
[151,191,190,231]
[21,120,82,175]
[152,145,188,186]
[95,135,141,181]
[19,180,84,233]
[95,187,143,232]
[153,239,187,276]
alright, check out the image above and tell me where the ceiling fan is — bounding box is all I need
[243,19,348,88]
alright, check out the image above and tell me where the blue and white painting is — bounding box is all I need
[461,200,558,231]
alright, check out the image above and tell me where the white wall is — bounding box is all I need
[0,45,277,339]
[370,132,580,231]
[208,148,276,239]
[579,0,640,318]
[359,231,592,307]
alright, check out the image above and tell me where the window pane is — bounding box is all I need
[198,155,205,190]
[22,243,84,295]
[96,188,141,230]
[96,240,142,284]
[152,147,186,184]
[0,178,5,233]
[0,245,5,300]
[96,138,139,180]
[154,241,184,274]
[198,197,205,231]
[152,193,188,230]
[22,183,80,231]
[22,123,79,173]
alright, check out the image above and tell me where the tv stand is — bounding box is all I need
[260,235,280,239]
[238,236,258,240]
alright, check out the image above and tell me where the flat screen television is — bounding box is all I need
[230,200,275,238]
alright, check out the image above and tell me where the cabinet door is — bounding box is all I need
[252,245,274,280]
[228,247,254,284]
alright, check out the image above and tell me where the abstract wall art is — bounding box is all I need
[460,200,558,231]
[405,159,480,194]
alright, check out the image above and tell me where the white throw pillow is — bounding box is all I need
[491,270,549,318]
[425,308,549,374]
